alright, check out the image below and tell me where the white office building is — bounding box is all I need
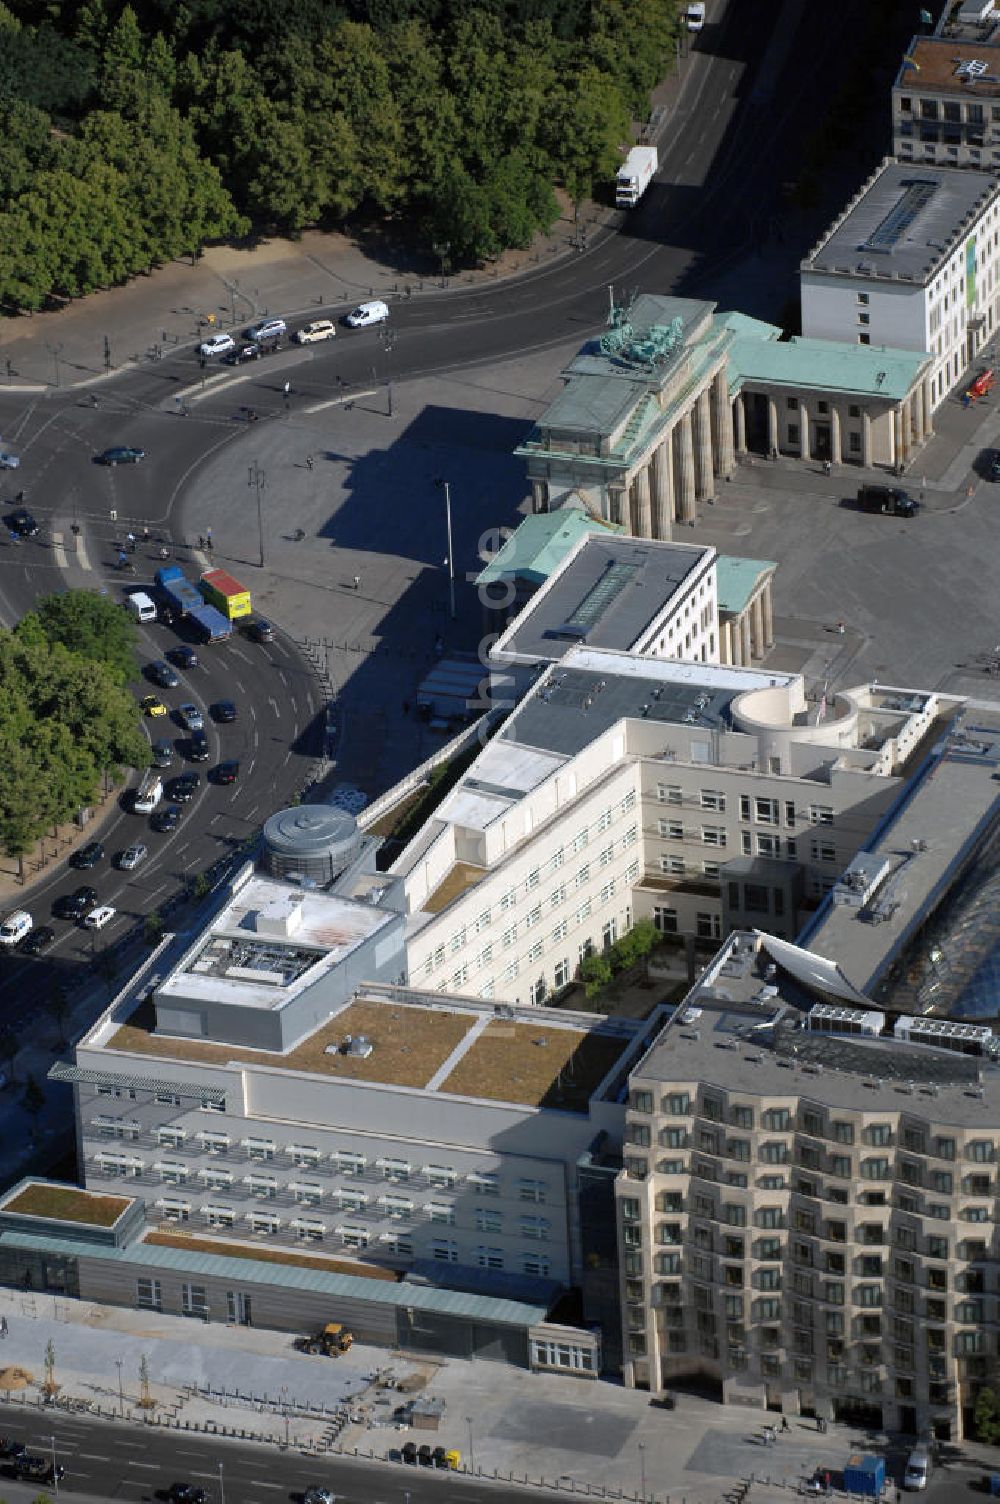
[800,158,1000,412]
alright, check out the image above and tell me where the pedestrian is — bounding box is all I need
[353,574,360,591]
[198,535,205,551]
[142,525,150,543]
[90,392,99,408]
[117,549,128,570]
[127,532,136,553]
[781,1415,789,1432]
[837,619,845,635]
[283,380,291,397]
[1,1315,9,1337]
[823,459,832,477]
[306,454,314,471]
[206,528,213,551]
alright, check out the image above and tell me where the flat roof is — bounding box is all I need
[497,535,714,662]
[716,556,776,615]
[475,511,619,588]
[103,988,637,1112]
[804,715,1000,993]
[499,647,795,761]
[159,876,396,1013]
[729,333,930,401]
[802,160,999,284]
[632,930,1000,1125]
[895,36,1000,96]
[0,1183,132,1228]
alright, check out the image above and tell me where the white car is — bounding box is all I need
[295,320,336,345]
[0,452,20,470]
[199,332,235,358]
[83,904,116,930]
[178,702,204,732]
[116,843,148,871]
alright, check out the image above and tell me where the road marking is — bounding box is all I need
[303,389,377,415]
[78,1453,106,1460]
[51,529,67,569]
[268,697,279,717]
[126,1460,158,1469]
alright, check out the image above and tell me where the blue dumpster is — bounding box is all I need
[989,1473,1000,1498]
[843,1454,885,1496]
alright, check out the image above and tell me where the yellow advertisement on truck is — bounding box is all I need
[199,567,252,621]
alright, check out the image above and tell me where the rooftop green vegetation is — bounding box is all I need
[5,1183,131,1227]
[0,0,681,309]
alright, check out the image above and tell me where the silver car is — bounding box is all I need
[116,844,148,871]
[177,703,204,732]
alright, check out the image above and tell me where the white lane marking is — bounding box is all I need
[174,372,230,405]
[127,1461,159,1469]
[51,529,67,569]
[303,389,377,414]
[268,697,279,717]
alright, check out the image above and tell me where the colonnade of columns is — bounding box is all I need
[731,376,934,469]
[624,369,734,537]
[720,583,775,667]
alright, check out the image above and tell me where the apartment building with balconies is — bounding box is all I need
[616,925,1000,1440]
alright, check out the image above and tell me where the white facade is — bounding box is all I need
[800,159,1000,410]
[397,657,942,1007]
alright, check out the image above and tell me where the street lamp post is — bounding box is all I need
[465,1415,475,1474]
[638,1441,646,1503]
[436,478,456,621]
[218,1460,226,1504]
[248,462,266,569]
[115,1356,124,1416]
[50,1433,59,1493]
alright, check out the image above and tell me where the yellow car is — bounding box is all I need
[140,695,168,718]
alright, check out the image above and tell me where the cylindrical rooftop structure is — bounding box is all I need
[262,803,361,884]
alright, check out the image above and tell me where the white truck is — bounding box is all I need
[686,1,706,30]
[615,146,658,210]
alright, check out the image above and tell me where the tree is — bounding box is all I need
[22,1073,45,1122]
[975,1386,1000,1444]
[46,984,71,1046]
[21,590,139,687]
[579,951,613,998]
[144,909,164,945]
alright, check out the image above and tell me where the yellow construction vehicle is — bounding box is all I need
[296,1322,354,1356]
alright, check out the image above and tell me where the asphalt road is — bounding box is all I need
[0,0,879,1013]
[0,1404,530,1504]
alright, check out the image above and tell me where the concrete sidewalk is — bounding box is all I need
[0,1285,939,1504]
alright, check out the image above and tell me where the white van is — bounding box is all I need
[133,771,163,814]
[0,910,32,947]
[686,1,706,29]
[903,1445,932,1491]
[344,300,389,328]
[125,591,158,624]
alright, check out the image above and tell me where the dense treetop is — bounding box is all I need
[0,591,148,859]
[0,0,679,309]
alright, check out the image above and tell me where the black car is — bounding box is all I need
[211,700,237,723]
[150,804,182,834]
[95,446,145,465]
[244,616,274,643]
[6,507,38,538]
[990,451,1000,481]
[70,840,104,870]
[147,658,180,689]
[167,645,199,669]
[212,760,240,785]
[221,343,261,366]
[0,1439,25,1462]
[167,773,199,803]
[15,1455,64,1484]
[54,885,98,920]
[167,1485,207,1504]
[20,924,55,956]
[151,737,175,769]
[188,730,210,762]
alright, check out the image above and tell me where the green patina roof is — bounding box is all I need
[727,332,930,401]
[475,511,618,588]
[719,311,783,341]
[716,555,776,615]
[0,1230,550,1325]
